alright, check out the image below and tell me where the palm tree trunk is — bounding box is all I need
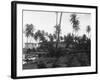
[27,37,28,48]
[56,12,58,48]
[88,33,89,39]
[59,12,62,26]
[56,12,62,48]
[56,12,58,26]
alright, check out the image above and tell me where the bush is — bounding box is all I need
[37,61,46,68]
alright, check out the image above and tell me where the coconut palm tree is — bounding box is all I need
[64,33,74,48]
[34,30,41,42]
[53,33,57,41]
[86,25,91,38]
[40,30,47,42]
[60,36,63,41]
[55,12,63,48]
[25,24,34,44]
[34,30,46,43]
[70,13,80,36]
[48,34,54,42]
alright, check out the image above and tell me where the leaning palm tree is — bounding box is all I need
[70,13,80,37]
[55,12,63,48]
[86,25,91,38]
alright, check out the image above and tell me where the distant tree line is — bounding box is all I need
[23,13,91,68]
[24,13,91,56]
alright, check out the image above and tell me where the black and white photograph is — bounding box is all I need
[11,1,97,79]
[23,11,91,69]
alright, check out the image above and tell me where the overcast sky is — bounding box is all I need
[23,10,91,44]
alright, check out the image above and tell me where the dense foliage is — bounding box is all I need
[23,13,91,69]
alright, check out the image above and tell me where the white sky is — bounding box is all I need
[23,10,91,44]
